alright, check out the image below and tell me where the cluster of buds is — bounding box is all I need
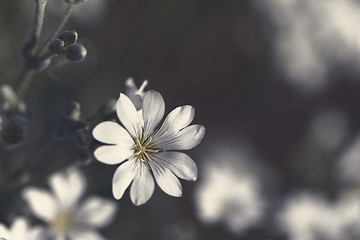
[49,31,87,62]
[57,101,94,164]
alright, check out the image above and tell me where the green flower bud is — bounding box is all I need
[64,101,81,120]
[49,39,65,54]
[59,31,78,45]
[74,128,92,149]
[97,99,116,120]
[65,43,87,62]
[0,85,26,112]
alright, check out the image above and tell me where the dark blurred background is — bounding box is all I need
[1,0,359,239]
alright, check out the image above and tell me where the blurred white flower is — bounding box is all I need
[278,191,360,240]
[22,168,117,240]
[194,143,267,236]
[0,217,44,240]
[93,90,205,205]
[257,0,360,93]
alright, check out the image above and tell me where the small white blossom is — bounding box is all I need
[22,168,117,240]
[257,0,360,93]
[93,89,205,205]
[0,217,44,240]
[194,161,266,235]
[278,191,360,240]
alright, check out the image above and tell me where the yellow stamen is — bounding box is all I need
[51,213,73,233]
[132,136,159,163]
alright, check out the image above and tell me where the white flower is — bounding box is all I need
[0,217,44,240]
[193,140,269,236]
[92,90,205,205]
[22,168,117,240]
[257,0,360,93]
[194,161,266,235]
[277,191,360,240]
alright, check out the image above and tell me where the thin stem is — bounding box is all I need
[4,137,58,191]
[24,0,48,58]
[15,2,74,99]
[27,137,58,170]
[14,70,35,99]
[14,51,54,99]
[38,3,75,56]
[38,51,56,63]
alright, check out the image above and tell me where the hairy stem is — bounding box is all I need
[38,3,75,56]
[14,70,35,99]
[16,2,75,99]
[24,0,48,58]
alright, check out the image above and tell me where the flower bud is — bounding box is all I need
[58,101,89,137]
[65,43,87,62]
[0,85,26,112]
[64,101,81,120]
[97,99,116,120]
[49,39,65,54]
[74,128,92,149]
[124,78,148,110]
[59,31,78,45]
[58,119,88,137]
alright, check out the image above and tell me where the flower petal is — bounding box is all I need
[49,168,86,210]
[153,152,198,181]
[149,161,182,197]
[157,105,194,134]
[142,90,165,137]
[0,224,10,239]
[10,217,28,240]
[130,163,155,206]
[69,230,105,240]
[94,145,133,165]
[156,124,205,151]
[112,159,138,200]
[76,196,117,228]
[92,121,133,145]
[116,93,143,138]
[22,188,57,222]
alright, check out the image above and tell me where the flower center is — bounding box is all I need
[51,213,73,233]
[133,136,159,163]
